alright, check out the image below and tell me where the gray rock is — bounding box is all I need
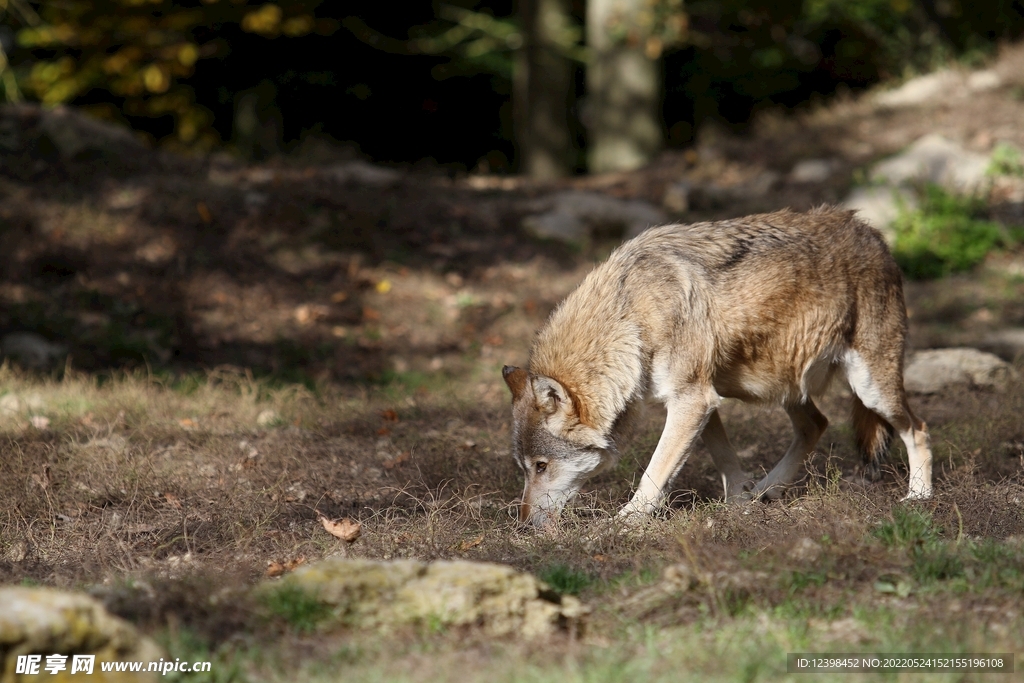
[522,190,666,244]
[875,70,961,109]
[871,134,990,194]
[37,105,146,161]
[328,160,402,186]
[980,328,1024,362]
[269,557,586,638]
[904,348,1018,394]
[0,586,163,682]
[789,158,837,184]
[842,186,916,242]
[967,70,1002,92]
[1,332,68,368]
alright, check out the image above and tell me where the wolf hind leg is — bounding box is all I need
[843,349,932,499]
[750,400,828,500]
[701,409,754,502]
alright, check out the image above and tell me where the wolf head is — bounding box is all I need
[502,365,616,528]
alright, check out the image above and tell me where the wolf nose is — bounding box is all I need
[517,502,532,524]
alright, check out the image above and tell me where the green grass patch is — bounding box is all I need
[873,505,942,548]
[873,508,1024,591]
[892,185,1007,279]
[262,584,332,634]
[988,142,1024,177]
[158,628,246,683]
[537,563,593,595]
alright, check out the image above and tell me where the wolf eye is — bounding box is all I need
[535,461,547,474]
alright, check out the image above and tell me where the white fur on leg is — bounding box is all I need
[900,427,933,500]
[622,389,716,518]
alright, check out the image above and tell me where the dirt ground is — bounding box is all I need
[2,44,1024,683]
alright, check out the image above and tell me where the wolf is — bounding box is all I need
[502,207,932,528]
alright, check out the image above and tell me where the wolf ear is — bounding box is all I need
[502,365,528,401]
[531,375,572,416]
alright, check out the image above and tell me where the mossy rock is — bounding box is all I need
[0,587,163,683]
[265,558,586,637]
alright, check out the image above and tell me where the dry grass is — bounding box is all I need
[2,354,1023,681]
[4,56,1024,677]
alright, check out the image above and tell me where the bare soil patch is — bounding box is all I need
[2,44,1024,683]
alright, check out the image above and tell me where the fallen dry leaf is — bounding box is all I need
[178,418,197,429]
[318,513,361,542]
[458,534,484,552]
[164,493,182,509]
[196,201,213,224]
[30,465,51,491]
[330,291,348,303]
[266,555,307,577]
[380,409,399,422]
[383,451,410,470]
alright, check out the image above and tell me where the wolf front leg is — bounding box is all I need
[619,387,718,518]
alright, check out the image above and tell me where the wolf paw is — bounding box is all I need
[724,473,756,504]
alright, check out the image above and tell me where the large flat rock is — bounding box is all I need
[904,348,1018,394]
[269,557,586,638]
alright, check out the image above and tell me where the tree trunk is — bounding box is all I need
[585,0,662,173]
[515,0,574,179]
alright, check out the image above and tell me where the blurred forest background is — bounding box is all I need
[2,0,1023,175]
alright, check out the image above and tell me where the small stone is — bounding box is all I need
[789,537,823,563]
[256,409,279,427]
[789,158,836,184]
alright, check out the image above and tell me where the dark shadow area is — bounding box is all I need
[0,104,583,383]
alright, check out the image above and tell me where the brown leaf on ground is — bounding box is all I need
[164,493,182,509]
[383,451,410,470]
[458,534,484,551]
[381,409,399,422]
[317,513,361,542]
[196,201,213,224]
[266,555,307,577]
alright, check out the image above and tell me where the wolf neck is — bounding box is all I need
[529,285,646,442]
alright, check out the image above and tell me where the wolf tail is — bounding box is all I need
[852,394,894,481]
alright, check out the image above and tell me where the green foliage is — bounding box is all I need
[538,563,593,595]
[988,142,1024,177]
[873,505,941,548]
[263,584,332,633]
[892,185,1005,279]
[3,1,337,148]
[160,628,246,683]
[782,569,828,595]
[873,508,1024,590]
